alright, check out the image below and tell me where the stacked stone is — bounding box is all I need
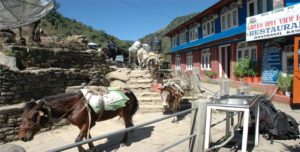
[0,68,111,106]
[0,45,113,143]
[0,104,23,143]
[5,46,107,69]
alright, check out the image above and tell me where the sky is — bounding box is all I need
[57,0,219,41]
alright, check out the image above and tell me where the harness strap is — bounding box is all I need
[36,99,53,127]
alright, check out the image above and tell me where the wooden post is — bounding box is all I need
[189,99,207,152]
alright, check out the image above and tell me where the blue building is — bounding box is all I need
[165,0,300,84]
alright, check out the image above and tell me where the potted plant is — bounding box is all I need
[245,69,254,83]
[284,75,293,97]
[239,58,252,83]
[234,62,244,81]
[277,74,285,95]
[205,70,216,79]
[278,74,293,96]
[250,61,260,83]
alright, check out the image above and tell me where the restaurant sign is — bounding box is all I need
[246,4,300,41]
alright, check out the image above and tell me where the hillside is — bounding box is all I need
[41,11,132,50]
[140,12,197,55]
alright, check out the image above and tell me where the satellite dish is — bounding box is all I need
[0,0,54,30]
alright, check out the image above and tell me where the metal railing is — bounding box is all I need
[47,107,198,152]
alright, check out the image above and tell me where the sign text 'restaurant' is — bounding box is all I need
[246,4,300,41]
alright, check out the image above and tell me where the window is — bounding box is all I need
[236,42,257,61]
[186,53,193,70]
[189,24,199,41]
[201,49,211,70]
[175,54,181,70]
[202,16,215,37]
[171,34,178,47]
[262,0,267,12]
[247,0,257,17]
[179,30,187,45]
[282,45,294,74]
[221,3,238,31]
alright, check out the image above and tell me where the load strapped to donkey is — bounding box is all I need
[128,40,162,68]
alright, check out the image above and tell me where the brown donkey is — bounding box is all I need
[18,88,139,152]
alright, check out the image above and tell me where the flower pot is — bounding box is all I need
[285,91,291,97]
[244,77,253,83]
[277,90,284,95]
[252,77,261,83]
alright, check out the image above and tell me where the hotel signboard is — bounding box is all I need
[246,4,300,41]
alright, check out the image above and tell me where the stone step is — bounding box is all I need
[130,88,152,94]
[139,100,162,105]
[137,97,161,102]
[130,70,149,75]
[127,84,151,89]
[136,92,161,98]
[127,79,153,84]
[129,74,152,79]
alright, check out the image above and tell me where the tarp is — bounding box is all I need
[0,0,54,29]
[81,87,129,113]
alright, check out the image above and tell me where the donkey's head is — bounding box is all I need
[18,100,49,142]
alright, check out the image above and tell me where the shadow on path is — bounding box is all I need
[92,126,154,152]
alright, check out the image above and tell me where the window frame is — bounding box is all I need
[247,0,258,17]
[171,34,178,48]
[201,49,211,70]
[236,42,258,61]
[186,52,193,71]
[175,54,181,70]
[189,23,199,42]
[221,3,239,31]
[179,29,187,45]
[202,17,215,37]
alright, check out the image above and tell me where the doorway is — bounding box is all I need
[219,45,231,78]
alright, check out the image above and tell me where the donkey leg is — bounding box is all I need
[75,125,93,152]
[75,131,87,152]
[120,113,134,145]
[87,134,96,152]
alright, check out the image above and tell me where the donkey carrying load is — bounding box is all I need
[19,86,139,152]
[159,80,185,122]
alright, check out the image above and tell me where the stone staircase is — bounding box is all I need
[126,69,194,113]
[126,69,164,113]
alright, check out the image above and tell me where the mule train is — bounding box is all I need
[128,40,161,78]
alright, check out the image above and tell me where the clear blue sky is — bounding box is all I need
[57,0,218,41]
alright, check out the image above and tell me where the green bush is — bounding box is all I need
[278,74,293,91]
[205,71,216,78]
[234,58,258,78]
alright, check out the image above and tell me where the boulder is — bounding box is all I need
[0,144,26,152]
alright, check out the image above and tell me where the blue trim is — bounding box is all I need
[285,0,300,6]
[171,24,246,52]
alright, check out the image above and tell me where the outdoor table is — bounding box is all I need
[204,95,261,152]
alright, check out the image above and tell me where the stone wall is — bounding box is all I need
[0,65,110,106]
[0,104,23,144]
[0,103,70,143]
[4,46,105,69]
[0,45,114,144]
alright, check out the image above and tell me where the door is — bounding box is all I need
[219,45,230,78]
[293,37,300,104]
